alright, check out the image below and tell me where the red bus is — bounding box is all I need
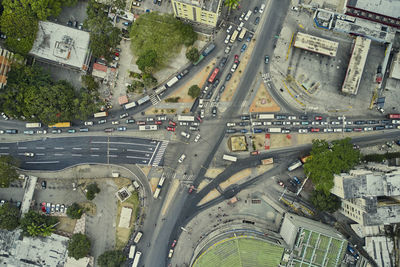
[208,67,220,83]
[388,114,400,119]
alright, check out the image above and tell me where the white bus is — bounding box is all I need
[139,125,158,131]
[153,188,161,199]
[244,10,252,21]
[223,154,237,162]
[132,251,142,267]
[153,174,166,199]
[129,245,136,259]
[166,76,179,88]
[288,160,303,171]
[230,30,239,43]
[26,123,42,128]
[94,111,108,118]
[158,174,166,187]
[124,102,137,110]
[259,114,275,119]
[238,29,247,41]
[177,115,195,122]
[133,232,143,243]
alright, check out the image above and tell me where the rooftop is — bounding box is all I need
[293,32,339,57]
[389,52,400,80]
[30,21,91,71]
[364,235,394,267]
[347,0,400,21]
[174,0,222,13]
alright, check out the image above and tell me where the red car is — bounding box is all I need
[171,240,177,248]
[168,120,176,126]
[115,52,119,57]
[250,151,260,155]
[234,54,239,60]
[314,116,322,121]
[277,181,284,187]
[196,115,203,123]
[167,126,175,132]
[188,185,195,193]
[137,121,146,125]
[353,128,362,132]
[311,128,320,132]
[155,120,162,125]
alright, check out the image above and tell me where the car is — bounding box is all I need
[191,122,200,126]
[364,127,373,131]
[239,12,246,21]
[324,128,333,133]
[241,115,250,120]
[344,128,353,132]
[51,204,55,213]
[196,115,203,122]
[219,85,226,93]
[67,20,73,26]
[166,126,175,132]
[212,107,217,117]
[381,119,390,124]
[377,65,382,74]
[194,134,201,142]
[55,204,60,212]
[226,73,232,81]
[171,240,177,248]
[122,22,131,26]
[254,17,260,25]
[314,116,322,121]
[276,115,286,120]
[60,204,65,213]
[254,6,259,13]
[345,121,353,125]
[239,121,248,126]
[272,121,283,125]
[137,121,146,125]
[157,115,167,121]
[214,79,220,87]
[292,121,300,125]
[117,126,127,131]
[168,249,174,258]
[331,121,340,125]
[240,129,248,133]
[252,121,262,126]
[320,121,328,125]
[226,25,233,33]
[253,128,263,133]
[251,150,260,155]
[41,180,47,189]
[104,128,114,132]
[312,121,320,125]
[282,129,291,133]
[113,56,119,61]
[224,46,231,54]
[263,121,271,126]
[98,119,106,124]
[354,120,366,125]
[155,120,162,125]
[277,181,284,187]
[298,129,308,133]
[227,122,236,127]
[234,54,239,61]
[392,120,400,124]
[146,117,154,122]
[36,130,47,134]
[1,112,8,120]
[179,122,189,126]
[67,129,76,133]
[84,121,93,126]
[311,128,320,132]
[333,128,343,132]
[283,121,291,125]
[168,120,177,126]
[293,176,301,184]
[178,154,186,163]
[300,115,308,120]
[24,130,34,135]
[231,63,238,72]
[120,113,129,119]
[367,120,378,124]
[385,124,395,129]
[126,119,135,124]
[241,44,247,52]
[224,35,231,44]
[353,128,362,132]
[51,129,62,134]
[219,57,228,67]
[200,109,205,118]
[205,90,213,99]
[301,121,309,125]
[226,129,237,133]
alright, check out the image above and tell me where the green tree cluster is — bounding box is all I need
[85,0,121,61]
[0,0,77,55]
[0,155,19,188]
[66,203,84,219]
[98,250,126,267]
[224,0,241,11]
[188,85,200,99]
[68,233,91,260]
[130,12,197,73]
[186,47,200,63]
[304,138,360,195]
[82,75,99,92]
[86,183,100,200]
[0,65,101,124]
[310,190,341,213]
[20,211,59,237]
[0,203,20,230]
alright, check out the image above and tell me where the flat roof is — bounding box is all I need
[347,0,400,21]
[294,32,339,57]
[342,36,371,95]
[119,207,132,228]
[174,0,222,13]
[30,21,90,71]
[389,52,400,80]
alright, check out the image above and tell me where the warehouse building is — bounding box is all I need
[293,32,339,57]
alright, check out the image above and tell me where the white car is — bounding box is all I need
[324,128,333,133]
[226,25,233,33]
[36,130,47,134]
[252,121,262,126]
[200,109,205,118]
[179,122,189,126]
[0,130,4,134]
[24,152,35,157]
[84,121,93,126]
[178,154,186,163]
[259,4,265,13]
[180,131,190,139]
[282,129,291,133]
[320,121,328,125]
[226,122,236,127]
[111,120,119,125]
[231,63,238,72]
[157,115,167,121]
[283,121,291,125]
[312,121,320,125]
[364,127,373,131]
[331,121,340,125]
[288,116,297,120]
[1,112,9,120]
[333,128,343,132]
[120,113,129,119]
[237,22,244,32]
[224,46,231,54]
[298,129,308,133]
[168,249,174,258]
[146,117,154,122]
[194,134,201,143]
[225,35,231,44]
[263,121,272,125]
[392,120,400,124]
[338,116,346,120]
[292,121,300,125]
[346,121,353,125]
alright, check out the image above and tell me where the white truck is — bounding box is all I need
[177,115,195,122]
[166,76,179,88]
[139,125,158,131]
[26,123,42,128]
[223,154,237,162]
[268,128,282,133]
[94,111,108,118]
[124,102,137,110]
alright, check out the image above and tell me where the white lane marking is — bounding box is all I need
[126,156,146,159]
[72,147,82,150]
[0,147,9,149]
[36,147,45,149]
[26,161,59,164]
[55,147,64,150]
[90,154,99,157]
[109,148,118,151]
[36,153,45,156]
[91,141,156,147]
[148,142,160,165]
[0,153,9,155]
[71,154,82,157]
[90,148,100,150]
[127,149,150,153]
[54,154,64,156]
[108,155,117,158]
[18,147,27,149]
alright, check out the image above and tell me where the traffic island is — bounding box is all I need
[249,82,281,113]
[228,135,248,152]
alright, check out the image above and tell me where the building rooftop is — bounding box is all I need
[0,230,69,267]
[294,32,339,57]
[389,52,400,80]
[30,21,91,71]
[364,235,394,267]
[341,36,370,95]
[346,0,400,24]
[174,0,221,13]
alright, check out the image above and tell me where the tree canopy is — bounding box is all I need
[98,250,126,267]
[20,210,59,237]
[304,138,360,195]
[186,47,200,63]
[66,203,84,219]
[86,183,100,200]
[224,0,241,11]
[188,85,200,99]
[68,233,91,260]
[130,12,197,73]
[0,155,19,188]
[0,65,101,124]
[0,203,20,230]
[311,190,341,213]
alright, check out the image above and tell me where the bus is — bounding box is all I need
[94,112,108,118]
[202,43,216,56]
[48,122,71,128]
[124,102,137,110]
[139,125,158,131]
[166,77,179,88]
[223,154,237,162]
[26,123,42,128]
[230,30,239,43]
[128,245,136,259]
[288,160,303,171]
[133,232,143,243]
[153,174,166,199]
[193,54,204,66]
[238,29,247,42]
[259,113,274,119]
[208,67,220,83]
[132,251,142,267]
[153,188,161,199]
[177,115,195,122]
[137,95,150,105]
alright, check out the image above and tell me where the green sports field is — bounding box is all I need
[193,236,284,267]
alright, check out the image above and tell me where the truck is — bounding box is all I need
[300,155,311,164]
[139,125,158,131]
[202,43,216,57]
[124,102,137,110]
[166,76,179,88]
[268,128,282,133]
[94,112,108,118]
[193,54,205,66]
[223,154,237,162]
[26,123,42,128]
[230,30,239,43]
[177,115,195,122]
[288,160,303,171]
[258,113,274,119]
[137,95,150,105]
[48,122,71,128]
[388,114,400,119]
[261,158,274,165]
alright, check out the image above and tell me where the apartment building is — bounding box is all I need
[171,0,223,28]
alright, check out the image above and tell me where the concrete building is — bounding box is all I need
[331,164,400,226]
[280,213,347,267]
[341,36,370,95]
[0,48,15,89]
[30,21,91,72]
[293,32,339,57]
[389,52,400,80]
[171,0,223,28]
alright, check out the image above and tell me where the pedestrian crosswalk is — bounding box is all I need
[149,93,161,105]
[151,141,168,166]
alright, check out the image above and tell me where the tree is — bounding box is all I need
[98,250,126,267]
[224,0,241,11]
[81,75,99,92]
[178,23,197,46]
[68,233,91,260]
[127,80,145,93]
[66,203,84,219]
[304,138,360,195]
[20,210,58,237]
[311,190,341,213]
[188,85,200,99]
[86,183,100,200]
[142,73,157,88]
[0,203,20,230]
[136,49,157,73]
[186,47,200,63]
[0,155,19,188]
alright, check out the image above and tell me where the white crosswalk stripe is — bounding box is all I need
[151,141,169,166]
[150,93,161,105]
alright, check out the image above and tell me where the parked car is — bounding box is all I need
[126,119,135,124]
[85,121,93,126]
[98,119,107,124]
[194,134,201,143]
[167,126,175,132]
[67,129,76,133]
[254,17,260,25]
[41,180,47,189]
[178,154,186,163]
[226,73,232,81]
[314,116,322,120]
[212,107,217,117]
[120,113,129,119]
[168,120,177,126]
[254,6,259,13]
[241,44,247,52]
[224,46,231,54]
[226,25,233,33]
[117,126,127,131]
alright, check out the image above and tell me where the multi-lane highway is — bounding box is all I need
[0,137,168,170]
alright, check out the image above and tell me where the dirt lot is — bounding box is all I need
[249,82,281,112]
[229,135,248,151]
[57,217,76,233]
[115,191,139,249]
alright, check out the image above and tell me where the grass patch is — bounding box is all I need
[56,217,76,234]
[80,202,97,216]
[115,191,140,249]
